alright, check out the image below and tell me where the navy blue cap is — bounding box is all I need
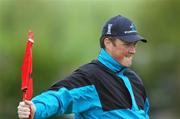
[101,15,147,42]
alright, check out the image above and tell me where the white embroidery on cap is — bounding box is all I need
[107,24,112,34]
[124,23,137,34]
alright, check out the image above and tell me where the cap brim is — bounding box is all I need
[118,34,147,43]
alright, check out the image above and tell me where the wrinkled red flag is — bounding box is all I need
[21,31,34,101]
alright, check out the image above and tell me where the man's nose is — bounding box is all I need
[128,45,136,54]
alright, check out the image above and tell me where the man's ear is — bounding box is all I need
[104,38,112,49]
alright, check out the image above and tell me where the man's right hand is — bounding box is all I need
[17,100,36,119]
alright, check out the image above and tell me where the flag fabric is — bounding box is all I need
[21,31,34,101]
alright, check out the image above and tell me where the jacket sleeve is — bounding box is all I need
[32,69,101,119]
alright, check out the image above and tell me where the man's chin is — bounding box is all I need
[120,57,132,67]
[122,63,132,67]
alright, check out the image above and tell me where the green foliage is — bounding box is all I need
[0,0,180,118]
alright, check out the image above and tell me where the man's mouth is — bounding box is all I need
[125,54,133,58]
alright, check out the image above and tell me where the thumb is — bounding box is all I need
[24,100,33,106]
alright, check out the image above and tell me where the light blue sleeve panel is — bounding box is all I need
[70,85,101,113]
[32,87,73,119]
[32,85,101,119]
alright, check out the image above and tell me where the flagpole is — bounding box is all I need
[21,30,34,119]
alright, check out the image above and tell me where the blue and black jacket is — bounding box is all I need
[32,49,150,119]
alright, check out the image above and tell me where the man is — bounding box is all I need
[17,15,150,119]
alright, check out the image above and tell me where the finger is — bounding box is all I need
[18,110,30,115]
[18,110,30,118]
[18,101,30,108]
[18,107,30,112]
[18,113,30,119]
[17,104,30,109]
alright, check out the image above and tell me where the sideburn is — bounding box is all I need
[108,37,117,47]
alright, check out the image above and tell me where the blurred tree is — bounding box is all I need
[133,0,180,118]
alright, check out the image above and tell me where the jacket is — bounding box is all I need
[32,49,149,119]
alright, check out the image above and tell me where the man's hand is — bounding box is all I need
[17,100,36,119]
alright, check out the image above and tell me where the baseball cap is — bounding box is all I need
[101,15,147,43]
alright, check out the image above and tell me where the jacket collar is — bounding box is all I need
[97,48,125,73]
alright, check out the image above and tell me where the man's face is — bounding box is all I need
[105,38,137,67]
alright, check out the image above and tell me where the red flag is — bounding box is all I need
[21,31,34,101]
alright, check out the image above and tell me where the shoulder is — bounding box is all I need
[79,60,114,78]
[48,60,100,91]
[79,60,99,73]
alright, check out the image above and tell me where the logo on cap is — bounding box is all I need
[124,23,137,34]
[107,24,112,34]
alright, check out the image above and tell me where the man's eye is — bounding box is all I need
[124,42,131,46]
[123,42,137,46]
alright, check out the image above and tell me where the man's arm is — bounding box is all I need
[17,68,99,119]
[32,87,73,118]
[17,87,73,119]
